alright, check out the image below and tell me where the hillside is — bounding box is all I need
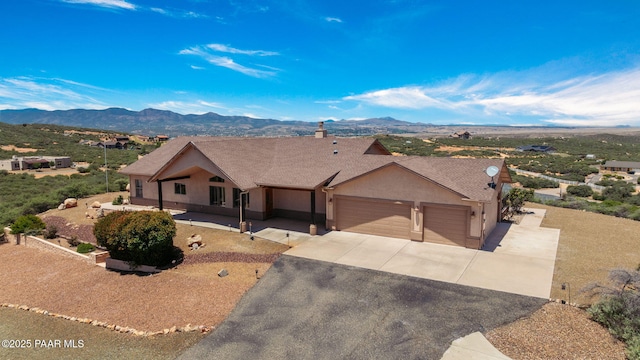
[0,108,432,137]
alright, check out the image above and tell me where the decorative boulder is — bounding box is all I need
[187,234,203,250]
[218,269,228,277]
[58,203,66,210]
[91,201,102,208]
[126,183,130,191]
[64,198,78,208]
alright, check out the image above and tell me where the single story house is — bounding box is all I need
[0,156,72,171]
[120,124,511,249]
[516,145,556,152]
[601,161,640,173]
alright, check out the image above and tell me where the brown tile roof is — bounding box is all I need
[120,136,509,201]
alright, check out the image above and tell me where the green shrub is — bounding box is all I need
[77,167,89,173]
[67,235,81,247]
[505,187,534,217]
[115,179,128,191]
[94,210,177,266]
[112,195,123,205]
[43,225,58,239]
[77,243,95,253]
[566,185,594,197]
[10,214,46,234]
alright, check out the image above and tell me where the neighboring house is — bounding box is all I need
[120,124,511,249]
[451,131,471,139]
[601,161,640,173]
[0,156,72,170]
[155,135,170,142]
[516,145,556,152]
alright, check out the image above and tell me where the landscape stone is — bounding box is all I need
[63,198,78,208]
[218,269,228,277]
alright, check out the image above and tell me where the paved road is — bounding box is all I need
[178,255,545,360]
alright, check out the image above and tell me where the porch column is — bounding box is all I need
[157,181,163,210]
[310,191,316,225]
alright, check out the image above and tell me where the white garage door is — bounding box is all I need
[423,205,469,247]
[335,197,411,239]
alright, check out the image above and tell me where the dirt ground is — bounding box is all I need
[2,195,638,358]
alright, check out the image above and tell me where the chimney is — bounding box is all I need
[315,121,327,138]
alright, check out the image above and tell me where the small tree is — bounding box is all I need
[505,187,534,218]
[114,179,128,191]
[94,210,176,266]
[11,214,46,235]
[567,184,594,197]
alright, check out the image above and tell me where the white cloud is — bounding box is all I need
[179,45,279,78]
[0,76,110,110]
[61,0,136,10]
[325,17,343,23]
[206,44,279,57]
[148,100,227,115]
[190,65,205,70]
[344,86,451,109]
[344,65,640,126]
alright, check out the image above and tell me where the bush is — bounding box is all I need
[10,214,46,234]
[43,224,58,239]
[505,187,534,217]
[77,243,95,253]
[112,195,123,205]
[115,179,128,191]
[77,167,89,173]
[566,185,594,197]
[94,210,177,266]
[67,235,81,247]
[586,268,640,359]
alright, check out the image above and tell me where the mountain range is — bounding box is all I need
[0,108,436,137]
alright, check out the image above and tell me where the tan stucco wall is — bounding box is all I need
[273,188,326,213]
[328,165,495,241]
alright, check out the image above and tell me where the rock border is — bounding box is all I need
[0,303,212,336]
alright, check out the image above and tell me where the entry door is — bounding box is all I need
[265,188,274,218]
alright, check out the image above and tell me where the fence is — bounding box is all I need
[509,168,606,191]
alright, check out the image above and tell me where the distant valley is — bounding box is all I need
[1,108,639,138]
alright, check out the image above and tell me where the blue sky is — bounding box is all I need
[1,0,640,126]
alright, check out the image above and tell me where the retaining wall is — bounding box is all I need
[3,227,107,266]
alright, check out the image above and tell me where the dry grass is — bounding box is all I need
[530,203,640,305]
[484,203,640,359]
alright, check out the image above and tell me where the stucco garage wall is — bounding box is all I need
[333,165,467,206]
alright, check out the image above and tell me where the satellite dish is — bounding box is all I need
[485,166,499,189]
[485,166,499,177]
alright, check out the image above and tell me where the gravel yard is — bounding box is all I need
[483,203,640,359]
[486,302,626,359]
[2,195,638,359]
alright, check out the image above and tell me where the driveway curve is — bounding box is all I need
[178,255,545,360]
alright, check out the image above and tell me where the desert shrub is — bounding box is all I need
[586,268,640,359]
[566,185,594,197]
[77,243,95,253]
[43,224,58,239]
[114,179,128,191]
[67,235,81,247]
[10,214,46,234]
[513,175,559,189]
[77,167,89,173]
[505,187,534,217]
[94,210,176,266]
[57,183,91,200]
[112,195,123,205]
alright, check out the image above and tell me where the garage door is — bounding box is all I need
[423,205,468,247]
[335,197,411,239]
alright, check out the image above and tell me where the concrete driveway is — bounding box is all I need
[284,208,559,299]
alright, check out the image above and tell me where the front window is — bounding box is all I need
[135,179,143,198]
[175,183,186,195]
[210,186,225,206]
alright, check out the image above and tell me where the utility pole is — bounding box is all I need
[104,145,109,193]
